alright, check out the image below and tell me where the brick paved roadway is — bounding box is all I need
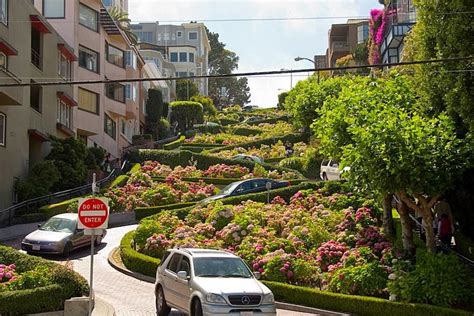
[8,225,317,315]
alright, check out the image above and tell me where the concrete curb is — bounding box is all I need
[108,247,350,316]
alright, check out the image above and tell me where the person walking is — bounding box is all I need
[438,213,453,250]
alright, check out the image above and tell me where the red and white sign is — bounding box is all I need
[78,197,109,230]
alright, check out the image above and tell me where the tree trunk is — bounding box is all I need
[421,205,436,252]
[382,194,395,237]
[397,200,415,254]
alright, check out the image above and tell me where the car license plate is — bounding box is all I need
[240,312,253,316]
[32,245,40,251]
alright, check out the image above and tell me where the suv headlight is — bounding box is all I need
[206,293,227,305]
[262,293,275,304]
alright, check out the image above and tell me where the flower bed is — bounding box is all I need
[132,187,394,297]
[139,160,300,180]
[211,141,308,160]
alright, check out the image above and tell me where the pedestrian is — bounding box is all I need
[103,153,111,172]
[433,199,454,235]
[438,213,453,249]
[285,142,294,157]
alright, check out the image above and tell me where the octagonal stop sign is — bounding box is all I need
[78,197,109,230]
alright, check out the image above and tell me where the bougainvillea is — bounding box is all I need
[368,9,387,64]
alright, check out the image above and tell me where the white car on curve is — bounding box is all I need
[155,248,277,316]
[320,159,350,181]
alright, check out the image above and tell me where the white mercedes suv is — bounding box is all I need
[155,248,277,316]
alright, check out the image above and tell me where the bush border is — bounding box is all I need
[119,231,161,277]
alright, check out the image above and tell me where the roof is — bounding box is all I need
[177,248,238,258]
[52,213,78,220]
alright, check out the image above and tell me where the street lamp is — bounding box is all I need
[295,56,320,83]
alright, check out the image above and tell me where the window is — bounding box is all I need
[157,33,161,41]
[120,118,126,135]
[43,0,65,18]
[78,134,87,144]
[78,88,99,114]
[0,0,7,25]
[0,112,5,147]
[188,31,197,40]
[177,31,182,38]
[179,257,190,274]
[106,43,124,68]
[124,50,137,69]
[31,26,42,69]
[189,52,194,63]
[79,46,99,73]
[167,254,181,273]
[136,31,153,43]
[105,82,125,103]
[0,52,6,70]
[104,114,116,140]
[57,99,72,129]
[179,52,187,62]
[357,25,369,44]
[125,83,137,101]
[170,52,178,62]
[163,33,169,41]
[58,51,72,80]
[175,72,187,78]
[30,81,42,113]
[102,0,113,6]
[79,4,98,32]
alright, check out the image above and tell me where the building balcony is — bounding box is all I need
[0,68,22,106]
[105,96,127,119]
[380,23,414,56]
[331,41,350,52]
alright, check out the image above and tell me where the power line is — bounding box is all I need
[0,56,472,88]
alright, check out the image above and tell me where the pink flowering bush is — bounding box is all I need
[134,185,393,297]
[0,264,17,287]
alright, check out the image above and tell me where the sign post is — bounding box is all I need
[78,193,109,316]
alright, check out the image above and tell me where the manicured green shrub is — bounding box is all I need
[246,116,289,125]
[219,117,240,126]
[163,136,185,150]
[120,231,161,277]
[190,95,217,118]
[85,146,105,170]
[263,281,470,316]
[157,118,171,139]
[279,157,306,175]
[12,213,47,225]
[15,161,61,201]
[226,126,263,136]
[135,202,197,220]
[38,197,79,218]
[108,175,129,189]
[170,101,204,132]
[0,246,89,315]
[129,163,142,174]
[193,123,223,134]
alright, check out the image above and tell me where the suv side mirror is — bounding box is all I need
[177,271,189,280]
[253,272,261,280]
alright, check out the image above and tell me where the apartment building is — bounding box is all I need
[131,22,211,96]
[379,0,416,64]
[326,19,369,67]
[32,0,141,159]
[0,0,76,209]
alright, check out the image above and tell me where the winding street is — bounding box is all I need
[40,225,317,316]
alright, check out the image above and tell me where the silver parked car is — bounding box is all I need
[21,213,105,256]
[231,154,264,164]
[155,248,276,316]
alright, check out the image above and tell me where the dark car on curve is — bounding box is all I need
[200,178,290,204]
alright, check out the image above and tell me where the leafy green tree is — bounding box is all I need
[176,80,199,101]
[46,137,88,191]
[145,89,164,140]
[406,0,474,135]
[277,91,289,110]
[284,75,343,129]
[207,29,251,107]
[190,95,217,118]
[170,101,204,132]
[313,74,472,252]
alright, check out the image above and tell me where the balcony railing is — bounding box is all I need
[31,49,41,69]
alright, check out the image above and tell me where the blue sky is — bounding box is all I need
[129,0,382,107]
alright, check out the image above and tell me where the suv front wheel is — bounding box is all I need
[156,286,171,316]
[192,298,203,316]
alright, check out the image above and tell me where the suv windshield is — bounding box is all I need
[194,257,253,278]
[40,217,76,233]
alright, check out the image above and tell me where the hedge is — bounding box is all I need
[129,163,142,174]
[219,118,240,126]
[120,231,161,277]
[263,281,470,316]
[130,149,304,179]
[246,116,289,125]
[225,126,263,136]
[163,135,185,150]
[151,176,307,187]
[0,245,89,315]
[205,133,309,154]
[108,175,129,189]
[181,143,227,148]
[38,197,79,218]
[135,202,197,221]
[265,157,286,163]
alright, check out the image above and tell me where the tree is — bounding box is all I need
[145,89,164,140]
[313,74,472,252]
[206,29,251,107]
[107,6,138,44]
[170,101,204,132]
[176,80,199,101]
[277,91,289,110]
[284,75,343,129]
[405,0,474,135]
[190,95,217,118]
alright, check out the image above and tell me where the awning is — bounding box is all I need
[57,91,78,107]
[57,43,77,61]
[30,15,52,34]
[0,39,17,56]
[56,123,75,137]
[28,129,50,142]
[126,111,137,120]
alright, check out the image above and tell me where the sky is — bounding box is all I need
[129,0,382,107]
